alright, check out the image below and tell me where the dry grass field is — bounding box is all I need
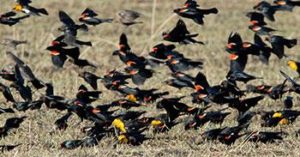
[1,0,300,156]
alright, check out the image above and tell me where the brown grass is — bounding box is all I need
[1,0,300,156]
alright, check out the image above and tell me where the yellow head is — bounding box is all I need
[288,60,298,71]
[112,118,126,133]
[151,120,162,127]
[14,4,23,12]
[272,112,283,118]
[118,134,129,143]
[127,94,137,102]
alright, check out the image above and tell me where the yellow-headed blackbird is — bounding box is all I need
[287,60,300,75]
[13,0,48,16]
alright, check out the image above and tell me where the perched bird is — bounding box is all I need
[174,0,218,25]
[13,0,48,16]
[246,131,284,143]
[217,123,249,145]
[117,10,142,26]
[79,8,113,26]
[0,11,29,26]
[163,19,204,44]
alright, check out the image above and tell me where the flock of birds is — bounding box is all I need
[1,0,300,152]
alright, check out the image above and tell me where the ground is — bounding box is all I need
[0,0,300,156]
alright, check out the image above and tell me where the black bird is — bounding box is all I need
[13,0,48,16]
[174,0,218,25]
[246,12,267,26]
[253,1,280,21]
[79,8,113,26]
[0,83,15,103]
[217,123,249,145]
[58,11,91,47]
[163,19,204,44]
[266,35,297,59]
[0,144,21,152]
[0,11,29,26]
[78,71,102,90]
[274,0,300,11]
[246,131,284,143]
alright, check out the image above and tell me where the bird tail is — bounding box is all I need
[200,8,218,14]
[37,8,48,15]
[286,39,297,48]
[103,18,114,23]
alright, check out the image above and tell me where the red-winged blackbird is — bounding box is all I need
[246,131,285,143]
[165,74,194,89]
[0,67,16,82]
[166,56,203,73]
[287,60,300,75]
[46,41,80,68]
[117,10,142,26]
[13,0,48,16]
[174,0,218,25]
[217,123,249,145]
[78,71,102,90]
[76,84,101,104]
[149,43,177,60]
[253,1,280,21]
[266,35,297,58]
[163,19,204,44]
[0,11,29,26]
[125,66,153,85]
[157,97,199,122]
[248,25,276,36]
[111,99,142,109]
[274,0,300,11]
[226,32,243,53]
[185,108,230,130]
[79,8,113,26]
[200,128,224,142]
[246,12,267,26]
[7,51,45,89]
[101,70,130,90]
[58,11,92,47]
